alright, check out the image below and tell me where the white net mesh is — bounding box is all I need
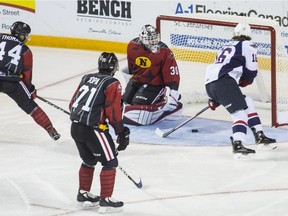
[157,14,288,126]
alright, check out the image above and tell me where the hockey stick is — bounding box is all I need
[37,95,143,189]
[118,165,143,189]
[155,106,209,138]
[37,95,70,115]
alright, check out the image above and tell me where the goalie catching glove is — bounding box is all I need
[116,126,130,151]
[161,87,181,111]
[208,98,220,111]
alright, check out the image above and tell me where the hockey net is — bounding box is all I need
[156,14,288,127]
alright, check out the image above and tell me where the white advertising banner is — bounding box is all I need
[0,0,287,51]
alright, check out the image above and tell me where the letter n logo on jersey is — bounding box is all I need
[135,56,151,68]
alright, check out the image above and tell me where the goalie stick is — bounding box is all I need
[37,95,143,189]
[155,106,209,138]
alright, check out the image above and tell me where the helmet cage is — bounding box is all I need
[139,25,160,53]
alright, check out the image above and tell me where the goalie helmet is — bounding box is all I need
[10,21,31,42]
[139,24,160,53]
[98,52,119,76]
[233,23,251,38]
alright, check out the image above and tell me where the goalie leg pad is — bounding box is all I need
[122,102,183,126]
[123,104,163,126]
[161,102,183,121]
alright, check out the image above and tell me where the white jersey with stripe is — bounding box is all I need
[205,40,258,85]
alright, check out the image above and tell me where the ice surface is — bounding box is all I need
[0,47,288,216]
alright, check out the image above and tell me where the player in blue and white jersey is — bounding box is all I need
[205,23,276,158]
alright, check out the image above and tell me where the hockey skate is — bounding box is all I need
[230,137,255,159]
[46,125,61,140]
[98,197,124,214]
[251,128,277,150]
[77,190,100,208]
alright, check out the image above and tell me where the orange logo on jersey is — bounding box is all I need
[135,57,151,68]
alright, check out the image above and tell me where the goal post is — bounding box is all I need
[156,14,288,127]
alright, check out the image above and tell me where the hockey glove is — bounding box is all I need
[29,85,37,99]
[239,77,251,87]
[162,87,180,111]
[116,126,130,151]
[208,98,220,111]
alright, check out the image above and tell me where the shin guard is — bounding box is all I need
[31,107,52,130]
[79,164,95,191]
[100,168,116,198]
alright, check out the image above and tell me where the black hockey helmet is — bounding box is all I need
[10,21,31,42]
[98,52,119,76]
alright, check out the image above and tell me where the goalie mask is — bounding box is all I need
[139,24,160,53]
[10,21,31,43]
[233,23,251,40]
[98,52,119,76]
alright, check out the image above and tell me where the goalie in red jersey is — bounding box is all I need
[122,24,182,126]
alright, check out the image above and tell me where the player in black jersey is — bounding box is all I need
[0,21,60,140]
[69,52,130,213]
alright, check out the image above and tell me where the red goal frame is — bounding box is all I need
[156,15,282,127]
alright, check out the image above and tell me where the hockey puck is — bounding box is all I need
[191,129,199,133]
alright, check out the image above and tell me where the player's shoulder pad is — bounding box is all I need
[102,75,120,85]
[242,40,257,49]
[108,77,122,92]
[250,42,257,48]
[131,37,141,44]
[159,41,168,49]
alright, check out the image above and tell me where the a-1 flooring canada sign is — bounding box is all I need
[77,0,131,21]
[175,3,288,27]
